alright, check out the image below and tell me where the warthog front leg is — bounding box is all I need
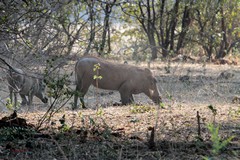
[20,94,28,106]
[9,89,13,104]
[28,92,34,106]
[120,94,134,105]
[120,94,132,105]
[9,89,19,109]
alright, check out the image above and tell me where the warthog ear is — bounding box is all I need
[144,68,151,74]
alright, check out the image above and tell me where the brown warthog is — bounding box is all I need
[7,68,48,107]
[73,56,161,109]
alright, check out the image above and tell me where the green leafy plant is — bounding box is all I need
[228,106,240,119]
[96,107,104,116]
[159,102,165,109]
[207,123,234,155]
[130,105,153,114]
[89,116,96,126]
[5,98,20,110]
[93,63,103,82]
[59,124,70,132]
[93,63,102,109]
[166,91,173,101]
[58,114,70,132]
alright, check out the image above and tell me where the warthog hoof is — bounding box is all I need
[21,101,28,106]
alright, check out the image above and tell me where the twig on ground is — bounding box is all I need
[197,111,201,139]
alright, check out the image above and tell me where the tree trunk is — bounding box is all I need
[158,0,168,57]
[169,0,179,51]
[99,1,116,55]
[85,1,96,55]
[99,12,109,55]
[107,19,111,54]
[176,5,191,53]
[216,5,228,59]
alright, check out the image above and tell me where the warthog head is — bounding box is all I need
[145,76,162,104]
[35,80,48,103]
[149,78,162,104]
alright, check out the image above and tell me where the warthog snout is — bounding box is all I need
[42,97,48,103]
[152,96,162,104]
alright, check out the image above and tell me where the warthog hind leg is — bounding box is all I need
[73,80,91,109]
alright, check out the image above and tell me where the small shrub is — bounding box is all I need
[130,105,153,114]
[58,115,70,132]
[5,98,20,110]
[207,123,234,155]
[96,107,104,116]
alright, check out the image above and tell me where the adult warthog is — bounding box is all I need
[7,68,48,107]
[73,55,162,109]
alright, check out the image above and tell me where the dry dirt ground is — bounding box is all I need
[0,60,240,160]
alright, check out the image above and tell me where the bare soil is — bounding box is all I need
[0,61,240,160]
